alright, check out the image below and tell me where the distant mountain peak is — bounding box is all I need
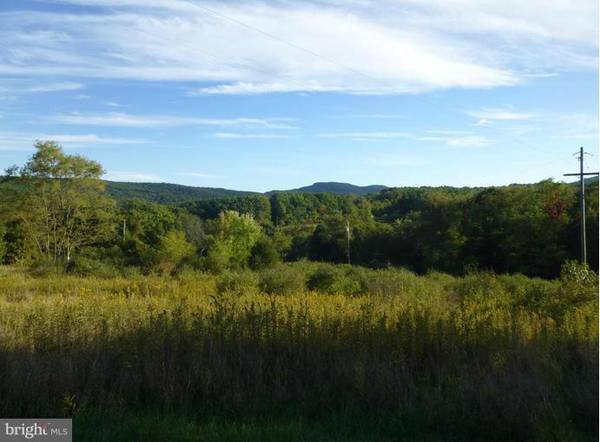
[278,182,388,195]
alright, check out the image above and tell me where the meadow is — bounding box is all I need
[0,262,597,441]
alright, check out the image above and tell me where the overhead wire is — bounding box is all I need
[192,3,396,91]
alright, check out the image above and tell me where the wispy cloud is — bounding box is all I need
[0,132,147,150]
[418,134,490,147]
[46,134,147,145]
[176,172,222,179]
[2,0,594,95]
[104,171,162,182]
[467,107,538,126]
[0,81,85,99]
[317,130,490,147]
[214,132,292,139]
[22,82,85,93]
[51,113,296,129]
[318,131,412,140]
[7,0,592,95]
[335,114,405,120]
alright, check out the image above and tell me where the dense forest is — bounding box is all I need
[1,141,598,278]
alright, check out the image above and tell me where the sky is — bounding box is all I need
[0,0,598,192]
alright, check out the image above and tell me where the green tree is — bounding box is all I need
[206,211,261,271]
[5,141,115,263]
[154,230,195,273]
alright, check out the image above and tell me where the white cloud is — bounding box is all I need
[335,114,405,120]
[418,134,490,147]
[0,81,85,99]
[318,129,490,146]
[45,134,147,145]
[0,132,147,150]
[104,171,162,182]
[318,131,412,139]
[176,172,222,179]
[214,133,291,139]
[51,113,296,129]
[22,82,85,93]
[7,0,596,94]
[467,107,538,125]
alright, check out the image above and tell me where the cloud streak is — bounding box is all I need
[104,171,162,182]
[0,132,147,150]
[467,107,538,126]
[6,0,594,95]
[214,133,292,139]
[51,113,296,129]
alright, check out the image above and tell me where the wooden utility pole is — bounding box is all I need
[563,147,599,265]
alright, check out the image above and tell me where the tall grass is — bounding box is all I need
[0,264,597,440]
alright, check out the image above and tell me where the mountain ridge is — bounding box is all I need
[104,180,388,203]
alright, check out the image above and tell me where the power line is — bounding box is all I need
[194,3,395,90]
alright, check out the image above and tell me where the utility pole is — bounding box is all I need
[122,219,127,243]
[563,147,599,265]
[345,218,351,265]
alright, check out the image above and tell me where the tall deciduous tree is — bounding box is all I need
[6,141,115,262]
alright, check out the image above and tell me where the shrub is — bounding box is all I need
[66,257,119,278]
[29,259,65,277]
[307,264,366,295]
[216,269,258,295]
[249,237,281,270]
[259,265,305,295]
[560,260,598,285]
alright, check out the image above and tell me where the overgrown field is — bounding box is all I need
[0,263,597,441]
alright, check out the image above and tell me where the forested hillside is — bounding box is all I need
[104,180,387,204]
[1,142,597,278]
[105,181,257,203]
[272,181,388,195]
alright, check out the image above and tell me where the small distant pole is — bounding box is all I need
[564,147,599,265]
[122,219,127,242]
[345,219,351,265]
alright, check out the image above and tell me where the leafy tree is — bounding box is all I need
[154,230,196,273]
[205,211,261,271]
[4,141,115,262]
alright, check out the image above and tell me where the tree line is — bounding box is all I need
[1,141,597,278]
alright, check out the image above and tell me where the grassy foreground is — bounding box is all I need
[0,264,597,441]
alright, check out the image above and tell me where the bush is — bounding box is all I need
[259,265,305,295]
[307,264,367,295]
[560,260,598,285]
[249,237,281,270]
[66,257,119,278]
[29,259,65,277]
[216,269,258,295]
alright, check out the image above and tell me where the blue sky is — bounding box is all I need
[0,0,598,192]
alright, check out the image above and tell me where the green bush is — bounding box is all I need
[29,259,65,277]
[216,269,258,295]
[66,257,119,278]
[560,260,598,285]
[307,264,367,295]
[259,265,305,295]
[249,237,281,270]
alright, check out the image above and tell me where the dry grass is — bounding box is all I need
[0,265,597,440]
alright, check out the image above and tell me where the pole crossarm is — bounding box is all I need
[563,172,599,176]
